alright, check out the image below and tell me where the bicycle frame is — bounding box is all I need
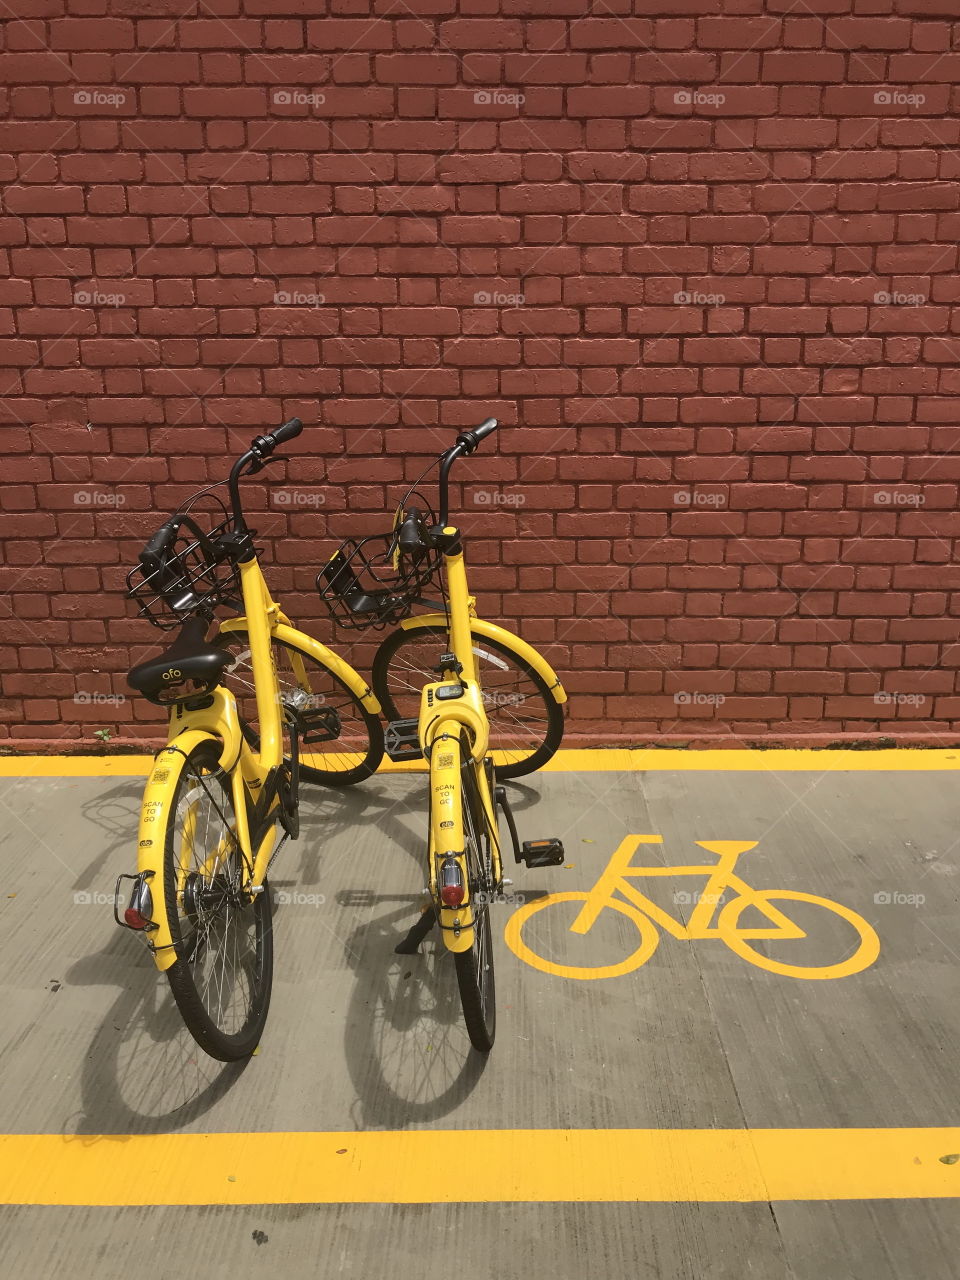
[134,556,288,971]
[419,530,503,953]
[569,835,805,941]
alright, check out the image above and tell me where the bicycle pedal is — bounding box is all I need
[297,706,342,745]
[520,838,565,869]
[384,717,423,762]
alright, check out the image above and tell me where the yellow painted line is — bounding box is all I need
[0,1128,957,1206]
[4,747,960,778]
[0,755,156,777]
[537,748,960,773]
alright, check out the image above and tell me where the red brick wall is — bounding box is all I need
[2,1,960,751]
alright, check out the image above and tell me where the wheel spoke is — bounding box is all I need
[376,629,561,775]
[220,634,380,782]
[169,756,266,1047]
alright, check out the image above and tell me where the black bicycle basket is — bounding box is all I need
[126,511,243,630]
[316,528,440,631]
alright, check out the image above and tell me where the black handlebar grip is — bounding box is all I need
[456,416,499,455]
[397,508,428,554]
[250,417,304,461]
[272,417,303,446]
[142,518,178,562]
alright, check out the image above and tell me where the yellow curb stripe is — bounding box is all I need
[3,748,960,777]
[0,1129,957,1206]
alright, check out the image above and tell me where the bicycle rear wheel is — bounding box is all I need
[220,630,384,787]
[162,741,274,1061]
[453,758,497,1051]
[373,625,563,778]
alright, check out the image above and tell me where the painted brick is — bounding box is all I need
[0,6,956,748]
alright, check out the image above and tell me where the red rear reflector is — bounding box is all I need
[440,884,464,907]
[124,907,148,930]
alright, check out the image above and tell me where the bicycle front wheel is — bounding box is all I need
[453,761,497,1051]
[373,625,563,778]
[161,741,274,1061]
[220,630,384,787]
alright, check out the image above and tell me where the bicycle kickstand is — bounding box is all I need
[395,904,437,954]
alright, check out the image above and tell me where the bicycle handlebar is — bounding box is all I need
[437,417,499,526]
[252,417,303,458]
[455,416,498,456]
[229,418,305,531]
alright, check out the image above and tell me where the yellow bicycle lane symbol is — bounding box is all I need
[504,836,881,981]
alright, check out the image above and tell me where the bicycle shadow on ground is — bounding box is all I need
[75,779,145,894]
[64,770,538,1136]
[63,774,414,1137]
[296,773,490,1126]
[64,930,248,1136]
[337,893,487,1129]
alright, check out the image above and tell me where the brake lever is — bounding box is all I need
[244,455,282,477]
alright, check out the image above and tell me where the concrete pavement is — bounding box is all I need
[0,751,958,1277]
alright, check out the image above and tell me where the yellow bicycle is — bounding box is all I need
[506,835,881,982]
[363,469,567,780]
[318,420,567,1050]
[116,420,383,1060]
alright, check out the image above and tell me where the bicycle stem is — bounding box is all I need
[437,441,468,528]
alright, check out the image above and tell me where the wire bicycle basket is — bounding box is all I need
[126,509,243,631]
[316,528,440,631]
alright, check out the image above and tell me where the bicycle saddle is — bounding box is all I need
[127,616,233,702]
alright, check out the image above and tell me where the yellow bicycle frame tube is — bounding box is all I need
[235,555,284,772]
[444,535,478,685]
[218,616,381,716]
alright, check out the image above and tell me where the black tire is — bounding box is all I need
[220,630,384,788]
[453,760,497,1052]
[372,626,563,779]
[162,742,274,1061]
